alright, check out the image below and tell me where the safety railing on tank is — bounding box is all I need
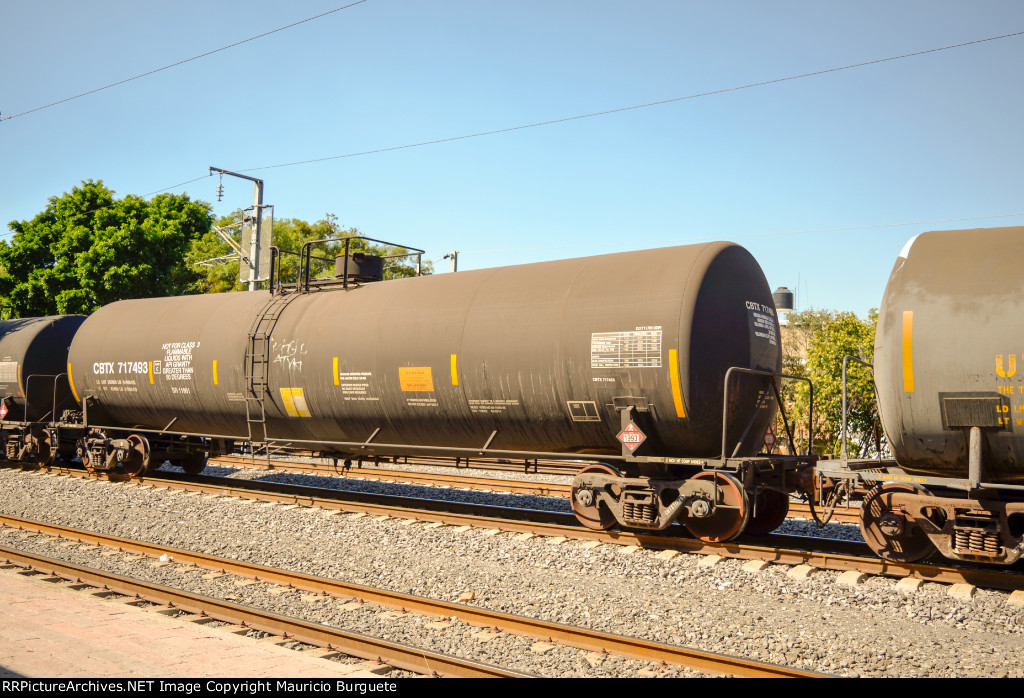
[719,366,814,460]
[840,354,884,462]
[293,236,425,294]
[22,373,73,424]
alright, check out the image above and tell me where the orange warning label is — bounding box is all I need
[399,367,434,392]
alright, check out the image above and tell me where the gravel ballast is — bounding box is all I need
[0,467,1022,678]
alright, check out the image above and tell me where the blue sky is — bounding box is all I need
[2,1,1022,316]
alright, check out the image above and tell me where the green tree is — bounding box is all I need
[0,180,211,316]
[778,308,879,457]
[188,212,429,293]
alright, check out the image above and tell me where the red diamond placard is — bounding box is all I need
[0,402,8,420]
[616,421,647,452]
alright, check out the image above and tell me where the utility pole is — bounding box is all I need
[209,166,269,291]
[443,250,459,273]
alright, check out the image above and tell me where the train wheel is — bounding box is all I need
[80,449,94,473]
[121,435,151,478]
[181,451,207,475]
[859,484,935,562]
[684,472,751,543]
[571,464,620,530]
[18,432,52,469]
[744,488,791,536]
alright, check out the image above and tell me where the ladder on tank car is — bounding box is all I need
[244,293,294,466]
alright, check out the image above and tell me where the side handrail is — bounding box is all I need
[840,354,879,461]
[268,246,281,295]
[23,373,67,424]
[720,367,814,459]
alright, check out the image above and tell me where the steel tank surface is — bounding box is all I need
[875,227,1024,483]
[0,315,86,423]
[67,243,781,458]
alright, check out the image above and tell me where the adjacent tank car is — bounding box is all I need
[825,226,1024,564]
[0,315,85,463]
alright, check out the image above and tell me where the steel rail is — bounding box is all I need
[0,516,826,678]
[208,456,862,523]
[0,545,528,678]
[208,456,573,496]
[16,468,1022,590]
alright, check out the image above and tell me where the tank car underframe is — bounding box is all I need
[818,462,1024,565]
[867,487,1024,565]
[76,428,214,477]
[569,454,815,541]
[59,410,821,540]
[563,368,816,540]
[0,421,66,467]
[0,414,215,478]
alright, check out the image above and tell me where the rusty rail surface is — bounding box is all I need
[1,516,826,678]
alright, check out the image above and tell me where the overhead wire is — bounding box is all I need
[232,29,1024,173]
[0,1,370,122]
[457,212,1024,255]
[3,29,1022,247]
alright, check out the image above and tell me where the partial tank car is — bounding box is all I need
[0,315,85,422]
[0,315,86,463]
[875,227,1024,483]
[851,226,1024,564]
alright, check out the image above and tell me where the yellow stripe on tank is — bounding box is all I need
[212,360,218,386]
[333,357,339,386]
[451,354,458,386]
[67,363,79,403]
[148,361,154,385]
[902,310,915,393]
[668,349,686,418]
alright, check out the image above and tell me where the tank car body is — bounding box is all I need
[838,226,1024,564]
[68,242,781,459]
[67,241,803,539]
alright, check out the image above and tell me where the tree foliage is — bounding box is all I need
[777,308,880,457]
[0,180,211,316]
[188,212,430,293]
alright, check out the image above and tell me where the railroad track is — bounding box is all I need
[0,543,524,678]
[0,515,827,678]
[209,456,574,497]
[16,464,1022,593]
[206,455,862,524]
